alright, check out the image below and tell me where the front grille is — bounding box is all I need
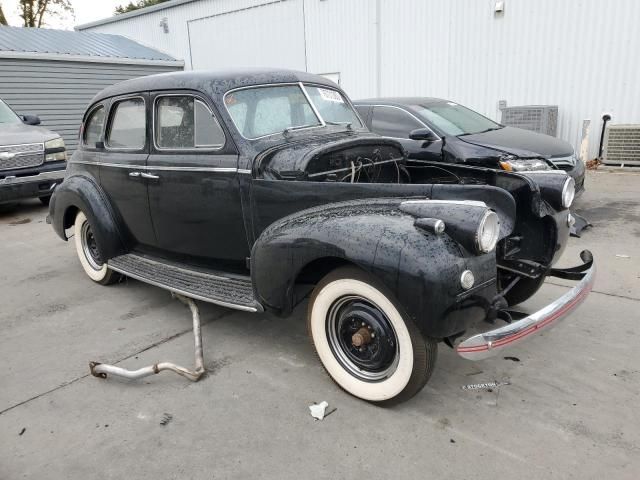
[0,143,45,171]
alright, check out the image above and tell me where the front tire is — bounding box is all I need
[73,211,121,285]
[307,266,437,405]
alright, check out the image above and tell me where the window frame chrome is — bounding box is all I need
[82,103,106,149]
[223,81,365,141]
[152,92,226,152]
[105,95,148,152]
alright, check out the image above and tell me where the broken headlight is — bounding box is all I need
[499,156,550,172]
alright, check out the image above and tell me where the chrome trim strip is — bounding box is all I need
[237,169,252,175]
[518,170,568,175]
[0,169,65,185]
[107,259,261,313]
[401,199,488,208]
[457,252,595,360]
[299,81,326,127]
[69,160,239,173]
[0,142,45,152]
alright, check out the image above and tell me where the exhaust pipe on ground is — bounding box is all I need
[89,293,206,382]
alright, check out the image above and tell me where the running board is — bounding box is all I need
[108,254,263,312]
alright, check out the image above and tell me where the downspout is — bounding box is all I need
[598,114,612,160]
[375,0,381,96]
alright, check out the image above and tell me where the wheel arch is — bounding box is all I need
[49,174,128,261]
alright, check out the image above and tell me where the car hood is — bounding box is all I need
[0,123,61,147]
[459,126,573,158]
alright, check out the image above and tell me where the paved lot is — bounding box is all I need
[1,170,639,479]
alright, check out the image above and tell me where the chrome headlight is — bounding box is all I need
[476,210,500,253]
[44,137,67,162]
[561,177,575,208]
[499,156,550,172]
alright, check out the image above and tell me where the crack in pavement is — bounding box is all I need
[0,310,232,417]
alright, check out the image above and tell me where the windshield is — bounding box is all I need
[224,83,362,139]
[0,99,21,124]
[413,102,501,136]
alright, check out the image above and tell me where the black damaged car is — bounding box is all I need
[48,69,595,404]
[354,97,586,195]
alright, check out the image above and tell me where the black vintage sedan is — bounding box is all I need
[354,98,585,195]
[48,69,594,404]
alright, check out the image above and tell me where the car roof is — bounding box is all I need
[91,68,339,104]
[354,97,448,108]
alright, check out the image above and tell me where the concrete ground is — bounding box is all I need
[1,170,638,479]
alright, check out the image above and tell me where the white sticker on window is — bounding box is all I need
[447,102,458,106]
[318,88,344,103]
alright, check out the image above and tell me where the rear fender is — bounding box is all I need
[49,174,127,261]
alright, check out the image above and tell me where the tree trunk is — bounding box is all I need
[0,4,9,26]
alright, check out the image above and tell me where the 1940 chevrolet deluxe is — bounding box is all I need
[48,69,595,404]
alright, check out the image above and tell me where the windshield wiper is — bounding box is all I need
[325,121,353,131]
[283,124,318,137]
[458,126,503,137]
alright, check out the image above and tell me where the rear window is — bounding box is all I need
[83,106,105,147]
[107,98,146,149]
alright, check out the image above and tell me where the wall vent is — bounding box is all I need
[500,105,558,137]
[602,124,640,165]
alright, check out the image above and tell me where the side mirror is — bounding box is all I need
[22,115,41,126]
[409,128,437,142]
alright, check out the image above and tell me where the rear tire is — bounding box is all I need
[307,266,437,405]
[73,211,121,285]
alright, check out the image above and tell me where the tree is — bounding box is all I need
[0,3,8,26]
[115,0,171,15]
[17,0,73,28]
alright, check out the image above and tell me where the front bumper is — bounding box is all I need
[0,169,65,204]
[456,250,595,360]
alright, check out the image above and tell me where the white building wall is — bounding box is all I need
[80,0,640,159]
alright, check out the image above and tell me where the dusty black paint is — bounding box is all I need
[49,69,577,340]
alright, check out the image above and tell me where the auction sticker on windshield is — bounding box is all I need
[318,88,344,103]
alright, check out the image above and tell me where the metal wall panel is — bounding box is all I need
[189,0,306,70]
[0,58,180,152]
[81,0,640,159]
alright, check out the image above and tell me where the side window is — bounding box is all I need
[371,106,424,139]
[156,95,225,149]
[107,98,146,149]
[83,106,105,147]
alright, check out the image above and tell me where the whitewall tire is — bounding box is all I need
[307,266,437,405]
[73,211,120,285]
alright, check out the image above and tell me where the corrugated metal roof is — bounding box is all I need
[0,26,177,61]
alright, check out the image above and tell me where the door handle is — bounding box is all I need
[129,171,141,178]
[140,172,160,180]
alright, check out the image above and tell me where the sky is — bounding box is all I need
[2,0,125,29]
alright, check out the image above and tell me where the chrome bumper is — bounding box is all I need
[457,250,595,360]
[0,169,65,185]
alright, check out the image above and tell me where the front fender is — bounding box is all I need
[49,174,127,261]
[251,198,499,338]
